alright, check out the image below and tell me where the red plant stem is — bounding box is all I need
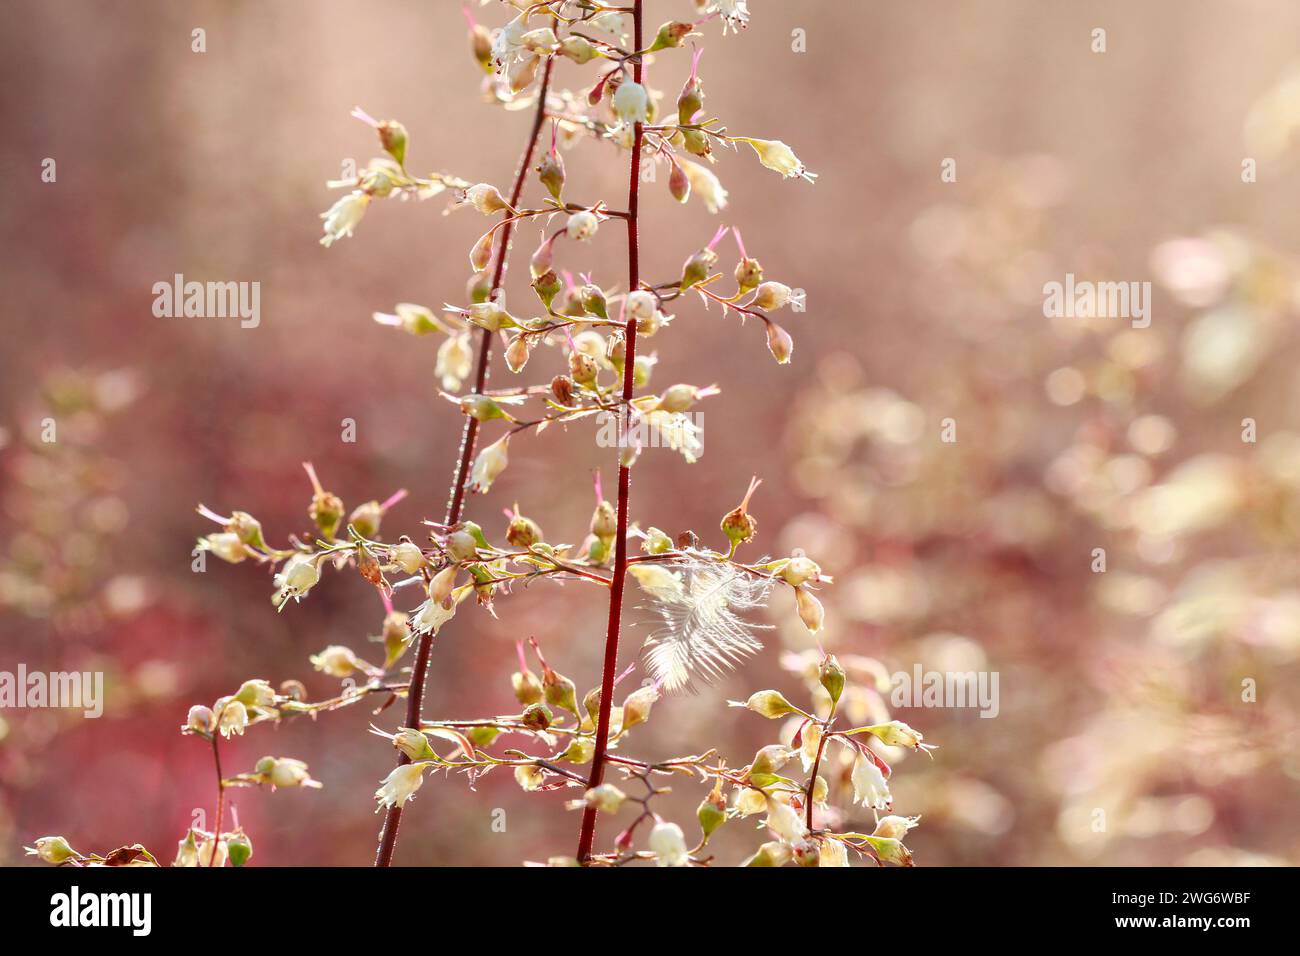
[373,56,555,868]
[209,734,225,867]
[577,0,642,864]
[805,723,830,829]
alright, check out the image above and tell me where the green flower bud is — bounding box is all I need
[818,654,846,707]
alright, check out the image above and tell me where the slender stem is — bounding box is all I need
[209,734,226,867]
[577,0,642,864]
[805,721,831,829]
[373,56,556,868]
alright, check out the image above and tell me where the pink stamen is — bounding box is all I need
[302,462,324,496]
[381,589,395,616]
[461,4,476,29]
[516,640,529,673]
[380,488,409,512]
[707,224,730,251]
[196,503,230,525]
[612,663,637,688]
[688,45,704,82]
[592,469,604,504]
[732,227,748,260]
[350,106,381,129]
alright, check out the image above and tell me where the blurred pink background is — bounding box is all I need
[2,0,1299,865]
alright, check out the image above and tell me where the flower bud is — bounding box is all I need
[580,283,608,319]
[506,508,543,548]
[559,35,598,64]
[467,270,493,304]
[235,679,275,709]
[551,375,576,405]
[677,73,704,125]
[792,838,821,867]
[612,80,650,126]
[268,756,322,790]
[862,719,930,751]
[743,841,792,867]
[393,728,436,761]
[566,210,599,242]
[428,564,460,608]
[818,654,846,707]
[720,476,761,550]
[866,835,914,867]
[514,764,546,792]
[535,148,566,200]
[309,489,345,540]
[731,689,797,719]
[620,683,660,732]
[590,499,617,538]
[734,788,767,816]
[520,27,559,55]
[393,541,424,574]
[532,268,562,309]
[348,500,384,539]
[200,532,246,564]
[625,290,657,321]
[668,159,691,203]
[469,21,493,73]
[642,526,673,554]
[559,736,595,764]
[764,321,794,364]
[377,120,408,167]
[795,586,824,635]
[382,610,410,666]
[697,785,727,842]
[470,230,495,271]
[752,281,802,311]
[569,349,599,386]
[463,183,510,215]
[445,528,479,560]
[512,667,544,706]
[226,830,253,867]
[739,138,816,182]
[872,815,921,841]
[310,645,361,678]
[174,830,200,868]
[682,127,712,157]
[583,783,626,813]
[521,702,553,730]
[679,246,717,291]
[184,704,216,735]
[648,821,689,867]
[734,256,764,293]
[530,234,556,279]
[582,685,602,721]
[543,666,579,717]
[750,744,794,777]
[651,20,694,50]
[227,511,265,548]
[468,434,510,493]
[25,836,79,865]
[779,554,822,587]
[633,354,656,387]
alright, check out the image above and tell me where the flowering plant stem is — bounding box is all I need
[576,0,643,865]
[209,734,226,867]
[373,55,556,868]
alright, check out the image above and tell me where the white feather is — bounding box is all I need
[632,558,774,692]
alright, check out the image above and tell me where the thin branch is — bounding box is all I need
[373,55,557,868]
[577,0,643,864]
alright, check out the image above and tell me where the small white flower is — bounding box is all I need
[310,645,361,678]
[393,541,425,574]
[196,836,228,868]
[275,554,321,606]
[468,434,510,493]
[625,290,657,320]
[218,699,248,738]
[740,138,817,183]
[410,595,458,636]
[374,762,428,811]
[680,159,728,213]
[612,80,650,126]
[200,532,246,563]
[648,821,689,867]
[319,190,370,247]
[872,814,921,841]
[491,14,530,71]
[819,837,849,867]
[752,281,803,311]
[269,757,322,790]
[566,210,599,242]
[713,0,751,34]
[437,332,474,391]
[851,755,893,811]
[463,183,510,215]
[764,796,807,844]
